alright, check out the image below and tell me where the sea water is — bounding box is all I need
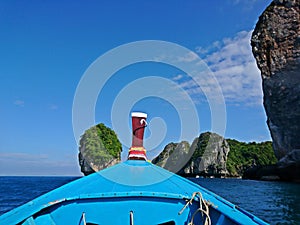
[0,176,299,224]
[190,178,300,224]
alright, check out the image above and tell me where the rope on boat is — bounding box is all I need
[178,192,211,225]
[80,212,87,225]
[130,211,134,225]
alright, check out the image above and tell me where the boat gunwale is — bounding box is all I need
[43,191,188,208]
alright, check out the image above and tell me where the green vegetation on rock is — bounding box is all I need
[152,131,278,178]
[79,123,122,171]
[191,132,227,160]
[226,140,278,177]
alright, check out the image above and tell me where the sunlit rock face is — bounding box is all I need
[152,132,230,177]
[151,141,191,171]
[251,0,300,180]
[179,132,230,177]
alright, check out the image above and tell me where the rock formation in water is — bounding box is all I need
[180,132,230,177]
[153,132,277,178]
[152,141,192,174]
[78,123,122,176]
[251,0,300,181]
[78,152,95,176]
[79,151,120,176]
[152,132,230,177]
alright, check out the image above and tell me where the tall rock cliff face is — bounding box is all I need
[179,132,230,177]
[152,132,230,177]
[78,152,95,176]
[152,141,191,173]
[251,0,300,180]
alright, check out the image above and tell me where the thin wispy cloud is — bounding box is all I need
[176,52,199,62]
[229,0,258,10]
[49,104,58,110]
[174,30,262,106]
[13,99,25,107]
[0,152,48,161]
[204,30,262,105]
[195,41,221,56]
[0,152,80,176]
[172,74,184,81]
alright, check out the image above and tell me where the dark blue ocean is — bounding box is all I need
[0,177,299,224]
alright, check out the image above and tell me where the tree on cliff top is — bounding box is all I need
[226,140,277,177]
[79,123,122,172]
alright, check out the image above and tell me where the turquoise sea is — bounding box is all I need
[0,176,299,224]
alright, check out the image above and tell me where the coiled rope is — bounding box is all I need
[178,192,211,225]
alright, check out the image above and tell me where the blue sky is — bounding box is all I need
[0,0,273,176]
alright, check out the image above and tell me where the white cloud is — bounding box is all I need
[175,30,263,106]
[176,51,199,62]
[196,41,221,56]
[172,74,184,81]
[206,30,262,105]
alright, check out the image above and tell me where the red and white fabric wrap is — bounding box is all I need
[128,112,147,160]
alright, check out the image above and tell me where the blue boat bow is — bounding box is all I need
[0,160,269,225]
[0,112,269,224]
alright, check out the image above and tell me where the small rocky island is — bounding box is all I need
[78,123,122,176]
[152,132,276,179]
[79,126,276,179]
[152,133,230,177]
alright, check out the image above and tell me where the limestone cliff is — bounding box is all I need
[179,132,230,177]
[251,0,300,181]
[152,132,230,177]
[78,152,95,176]
[152,141,192,174]
[78,123,122,176]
